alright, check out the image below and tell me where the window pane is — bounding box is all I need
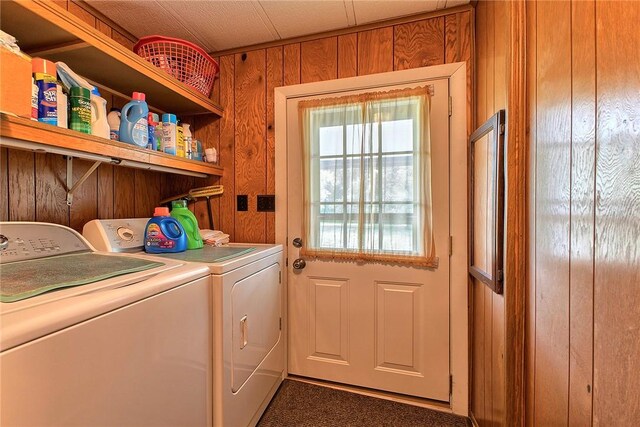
[381,154,414,202]
[382,119,414,152]
[319,158,344,202]
[319,125,343,156]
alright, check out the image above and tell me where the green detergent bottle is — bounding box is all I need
[170,200,204,250]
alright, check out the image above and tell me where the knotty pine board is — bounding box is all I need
[97,164,114,219]
[218,54,236,240]
[34,153,67,225]
[394,17,445,70]
[69,158,98,231]
[301,37,338,83]
[7,150,35,221]
[234,50,267,243]
[445,11,473,135]
[266,46,283,243]
[337,34,357,79]
[113,167,135,219]
[0,148,8,221]
[357,27,393,75]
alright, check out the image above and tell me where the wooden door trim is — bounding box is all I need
[506,1,527,426]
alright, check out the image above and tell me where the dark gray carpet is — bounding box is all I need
[257,379,471,427]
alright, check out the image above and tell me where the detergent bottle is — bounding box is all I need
[90,87,110,139]
[119,92,149,148]
[170,200,204,250]
[144,207,187,253]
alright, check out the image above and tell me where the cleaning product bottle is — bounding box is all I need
[90,87,109,139]
[151,113,163,151]
[119,92,149,148]
[170,200,204,250]
[107,108,121,141]
[182,123,193,159]
[162,113,177,155]
[147,112,158,150]
[31,77,38,121]
[144,207,187,253]
[56,85,68,129]
[69,87,91,134]
[32,58,57,126]
[176,123,185,157]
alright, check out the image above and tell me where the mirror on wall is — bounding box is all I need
[469,109,505,294]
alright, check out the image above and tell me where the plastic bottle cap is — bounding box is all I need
[32,58,56,76]
[147,112,157,125]
[91,87,101,96]
[171,200,187,208]
[162,113,177,124]
[132,92,146,101]
[154,207,170,216]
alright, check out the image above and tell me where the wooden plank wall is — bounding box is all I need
[527,0,640,425]
[472,1,509,426]
[0,0,216,231]
[210,9,472,242]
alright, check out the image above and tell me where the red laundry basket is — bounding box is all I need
[133,35,219,97]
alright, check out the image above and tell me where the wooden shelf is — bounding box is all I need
[0,0,223,116]
[0,114,224,177]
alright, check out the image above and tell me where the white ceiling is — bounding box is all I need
[86,0,469,53]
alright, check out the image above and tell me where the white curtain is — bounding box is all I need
[298,86,437,267]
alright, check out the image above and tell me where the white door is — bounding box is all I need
[287,78,450,401]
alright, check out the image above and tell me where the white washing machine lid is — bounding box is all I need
[0,222,210,351]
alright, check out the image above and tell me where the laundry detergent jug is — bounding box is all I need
[170,200,204,250]
[144,207,187,253]
[119,92,149,148]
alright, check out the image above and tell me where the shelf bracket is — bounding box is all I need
[66,156,102,206]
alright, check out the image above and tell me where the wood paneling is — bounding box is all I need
[234,49,267,243]
[266,46,283,242]
[568,1,595,425]
[526,1,640,425]
[8,151,35,221]
[445,11,472,134]
[34,154,67,225]
[357,28,393,75]
[218,54,236,240]
[337,34,357,79]
[283,44,301,86]
[113,167,135,219]
[394,17,445,70]
[301,37,337,83]
[534,1,572,425]
[68,1,95,27]
[69,159,97,231]
[593,1,640,423]
[0,148,8,221]
[97,164,114,219]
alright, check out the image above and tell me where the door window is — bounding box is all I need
[299,86,437,267]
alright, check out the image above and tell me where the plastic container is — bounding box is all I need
[147,112,158,150]
[69,87,91,134]
[119,92,149,147]
[56,85,67,129]
[176,124,185,157]
[162,113,177,155]
[144,207,187,253]
[32,58,57,126]
[31,77,38,121]
[170,200,203,250]
[107,108,121,141]
[183,123,193,159]
[151,113,163,151]
[90,87,110,139]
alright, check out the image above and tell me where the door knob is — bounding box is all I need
[292,237,303,248]
[292,258,306,270]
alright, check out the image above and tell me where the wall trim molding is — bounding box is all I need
[210,4,474,57]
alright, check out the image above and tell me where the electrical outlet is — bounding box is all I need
[237,195,248,211]
[257,195,275,212]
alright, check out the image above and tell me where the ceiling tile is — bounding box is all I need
[258,1,350,39]
[352,0,440,25]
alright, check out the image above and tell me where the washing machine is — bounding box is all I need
[83,218,285,427]
[0,222,212,426]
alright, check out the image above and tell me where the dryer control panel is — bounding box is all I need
[0,222,91,262]
[83,218,149,253]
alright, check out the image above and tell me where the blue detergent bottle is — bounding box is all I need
[119,92,149,148]
[144,207,187,253]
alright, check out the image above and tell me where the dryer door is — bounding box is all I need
[231,262,281,392]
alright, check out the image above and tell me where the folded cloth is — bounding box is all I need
[200,229,230,246]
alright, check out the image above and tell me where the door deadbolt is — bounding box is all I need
[292,237,303,248]
[292,258,306,270]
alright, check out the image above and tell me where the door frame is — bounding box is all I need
[275,62,469,416]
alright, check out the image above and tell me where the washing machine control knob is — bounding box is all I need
[0,235,8,251]
[117,227,134,242]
